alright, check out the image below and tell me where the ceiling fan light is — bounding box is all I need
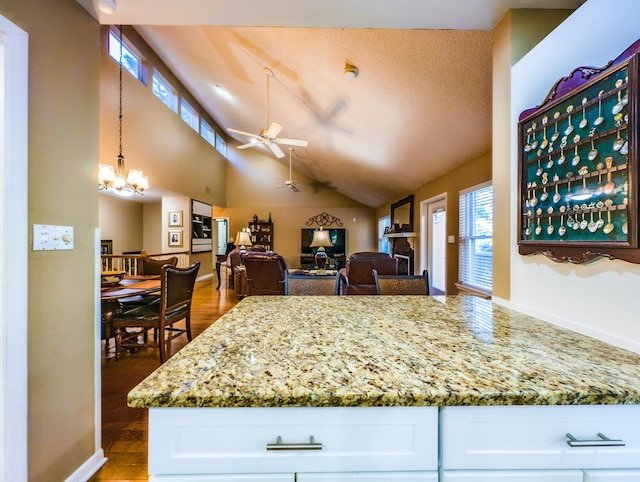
[344,62,359,80]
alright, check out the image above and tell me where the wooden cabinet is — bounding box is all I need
[249,221,273,250]
[191,199,213,253]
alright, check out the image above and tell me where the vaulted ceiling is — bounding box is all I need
[79,0,586,207]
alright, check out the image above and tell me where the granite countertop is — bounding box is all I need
[127,295,640,408]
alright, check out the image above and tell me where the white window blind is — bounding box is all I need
[458,182,493,295]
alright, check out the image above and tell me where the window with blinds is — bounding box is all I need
[458,182,493,295]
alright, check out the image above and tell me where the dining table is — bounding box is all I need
[100,275,162,346]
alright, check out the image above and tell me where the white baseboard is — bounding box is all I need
[64,449,107,482]
[493,296,640,355]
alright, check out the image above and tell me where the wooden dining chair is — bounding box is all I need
[111,261,200,363]
[139,255,178,275]
[284,271,340,295]
[373,269,430,295]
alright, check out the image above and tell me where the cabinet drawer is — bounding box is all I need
[150,475,292,481]
[441,470,582,481]
[584,469,640,481]
[298,472,438,481]
[149,407,438,475]
[441,405,640,470]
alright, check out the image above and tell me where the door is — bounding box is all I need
[421,196,446,295]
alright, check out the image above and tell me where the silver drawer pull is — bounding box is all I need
[566,432,625,447]
[266,435,323,451]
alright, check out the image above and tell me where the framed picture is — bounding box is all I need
[168,229,183,247]
[101,240,113,255]
[168,210,183,227]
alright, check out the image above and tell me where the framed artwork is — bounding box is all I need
[168,229,183,247]
[101,240,113,254]
[168,210,183,227]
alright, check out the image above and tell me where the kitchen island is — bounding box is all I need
[128,295,640,481]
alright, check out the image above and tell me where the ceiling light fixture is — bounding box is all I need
[95,0,117,15]
[344,62,359,80]
[98,26,148,197]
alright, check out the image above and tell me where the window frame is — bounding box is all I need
[215,133,227,156]
[180,98,199,132]
[200,118,215,146]
[107,28,144,82]
[458,181,493,296]
[152,68,178,113]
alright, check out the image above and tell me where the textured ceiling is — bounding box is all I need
[79,0,587,207]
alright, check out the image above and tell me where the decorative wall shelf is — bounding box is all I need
[517,39,640,264]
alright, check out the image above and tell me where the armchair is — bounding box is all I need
[339,252,398,295]
[242,252,288,296]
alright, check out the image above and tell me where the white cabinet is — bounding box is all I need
[150,475,293,481]
[148,406,438,479]
[441,470,583,481]
[440,405,640,481]
[298,472,438,481]
[583,469,640,481]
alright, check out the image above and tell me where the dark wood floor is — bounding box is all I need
[90,275,239,481]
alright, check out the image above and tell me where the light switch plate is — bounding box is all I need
[448,235,456,243]
[33,224,74,250]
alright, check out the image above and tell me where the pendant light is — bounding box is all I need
[98,26,148,196]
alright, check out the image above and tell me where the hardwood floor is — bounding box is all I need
[90,275,239,481]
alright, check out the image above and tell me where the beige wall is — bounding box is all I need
[99,195,144,253]
[0,0,101,479]
[492,9,573,299]
[222,144,376,268]
[377,152,492,294]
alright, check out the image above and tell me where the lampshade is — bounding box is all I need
[309,228,332,272]
[309,229,333,248]
[236,230,253,248]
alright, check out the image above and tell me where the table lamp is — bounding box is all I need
[309,228,333,272]
[235,229,253,255]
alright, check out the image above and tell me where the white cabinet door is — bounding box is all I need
[298,472,438,481]
[149,475,293,481]
[149,406,438,475]
[584,469,640,481]
[441,405,640,470]
[441,470,583,481]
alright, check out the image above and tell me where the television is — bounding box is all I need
[301,228,346,255]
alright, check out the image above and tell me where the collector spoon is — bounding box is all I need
[579,97,588,129]
[594,90,604,126]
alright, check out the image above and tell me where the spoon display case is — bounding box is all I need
[518,39,640,264]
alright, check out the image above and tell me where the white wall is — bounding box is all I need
[507,0,640,353]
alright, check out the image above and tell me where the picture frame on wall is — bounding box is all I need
[101,240,113,255]
[168,230,183,248]
[168,210,183,227]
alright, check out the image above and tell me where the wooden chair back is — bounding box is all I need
[373,269,430,295]
[285,272,339,296]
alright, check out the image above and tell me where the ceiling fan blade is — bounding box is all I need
[268,142,285,158]
[276,137,308,147]
[227,127,260,139]
[266,122,283,138]
[237,140,260,149]
[290,184,300,193]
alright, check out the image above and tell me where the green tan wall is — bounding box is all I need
[0,0,100,479]
[221,144,377,268]
[377,152,492,295]
[492,9,574,300]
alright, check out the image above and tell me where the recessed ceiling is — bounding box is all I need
[80,0,587,207]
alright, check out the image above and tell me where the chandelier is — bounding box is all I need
[98,26,148,196]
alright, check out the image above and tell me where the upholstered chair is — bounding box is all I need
[242,252,288,296]
[339,252,398,295]
[373,269,430,295]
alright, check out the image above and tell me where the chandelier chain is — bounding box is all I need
[118,25,123,158]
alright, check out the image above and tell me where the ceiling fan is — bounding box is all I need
[227,68,308,159]
[275,148,303,192]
